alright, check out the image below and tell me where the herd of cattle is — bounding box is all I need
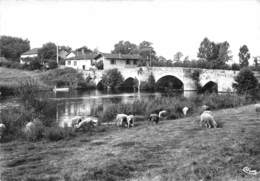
[0,104,260,140]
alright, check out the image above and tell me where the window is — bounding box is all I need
[110,59,115,64]
[74,61,77,66]
[126,60,130,65]
[68,60,71,65]
[133,60,137,65]
[82,65,85,70]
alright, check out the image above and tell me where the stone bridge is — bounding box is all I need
[81,67,244,92]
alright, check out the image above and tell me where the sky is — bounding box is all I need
[0,0,260,64]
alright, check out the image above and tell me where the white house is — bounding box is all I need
[20,48,39,64]
[65,53,97,71]
[94,53,141,70]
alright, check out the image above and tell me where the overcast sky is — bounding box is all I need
[0,0,260,64]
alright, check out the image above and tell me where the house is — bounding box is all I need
[65,49,90,59]
[20,48,39,64]
[94,53,141,70]
[65,53,97,71]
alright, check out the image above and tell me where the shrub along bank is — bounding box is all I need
[92,93,250,123]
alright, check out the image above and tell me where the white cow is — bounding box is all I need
[182,106,189,116]
[148,110,167,124]
[116,114,128,127]
[24,118,43,135]
[200,111,217,128]
[75,117,99,129]
[126,115,135,128]
[0,123,6,139]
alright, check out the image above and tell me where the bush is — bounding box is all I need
[201,93,247,109]
[41,67,84,88]
[101,68,124,89]
[140,74,156,91]
[78,77,96,90]
[22,57,42,70]
[95,60,104,70]
[24,119,44,141]
[189,69,202,92]
[231,63,240,71]
[0,108,30,141]
[0,60,24,69]
[45,59,58,69]
[232,67,258,95]
[0,84,16,96]
[43,127,75,141]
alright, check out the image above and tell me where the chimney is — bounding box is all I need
[81,48,85,55]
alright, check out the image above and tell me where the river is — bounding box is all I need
[0,90,197,126]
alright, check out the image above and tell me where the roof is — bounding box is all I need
[96,53,141,60]
[21,48,39,55]
[65,53,97,60]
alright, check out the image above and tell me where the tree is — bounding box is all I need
[239,45,250,68]
[147,73,156,90]
[253,57,259,68]
[197,37,232,68]
[0,35,30,61]
[23,57,42,70]
[42,67,85,88]
[38,42,57,62]
[95,60,103,70]
[138,41,156,66]
[197,37,217,61]
[59,46,72,53]
[173,51,183,62]
[183,56,190,62]
[101,68,124,89]
[231,63,240,71]
[216,41,232,67]
[232,67,258,94]
[75,46,92,55]
[111,41,138,54]
[140,73,156,91]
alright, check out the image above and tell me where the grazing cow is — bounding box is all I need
[148,110,167,124]
[24,118,43,135]
[182,106,189,116]
[0,123,6,139]
[200,111,217,128]
[126,115,135,128]
[75,117,99,130]
[60,116,83,128]
[148,114,160,124]
[116,114,128,127]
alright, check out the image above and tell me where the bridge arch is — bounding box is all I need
[201,81,218,93]
[121,77,137,90]
[156,75,184,91]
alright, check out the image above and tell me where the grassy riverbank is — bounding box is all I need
[0,67,50,94]
[1,104,259,181]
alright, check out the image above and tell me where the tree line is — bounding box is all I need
[0,35,259,71]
